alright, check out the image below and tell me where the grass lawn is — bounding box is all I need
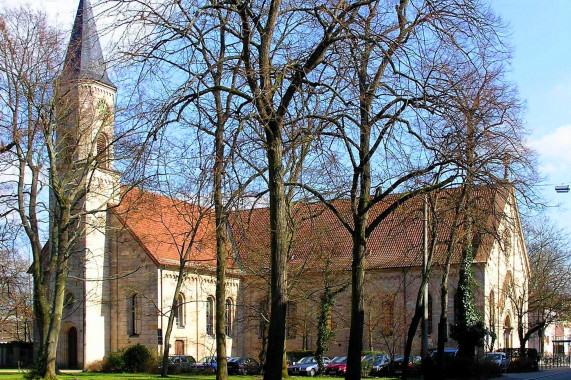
[0,373,403,380]
[0,373,262,380]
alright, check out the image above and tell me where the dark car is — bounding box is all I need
[369,354,391,377]
[325,356,347,376]
[389,355,421,375]
[169,355,195,368]
[227,357,261,375]
[193,356,218,373]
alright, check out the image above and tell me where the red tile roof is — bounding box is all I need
[113,188,235,269]
[112,185,510,274]
[229,186,510,272]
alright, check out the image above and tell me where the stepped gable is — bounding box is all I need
[62,0,115,88]
[229,185,509,272]
[113,187,234,269]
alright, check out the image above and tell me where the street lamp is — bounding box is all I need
[555,185,570,193]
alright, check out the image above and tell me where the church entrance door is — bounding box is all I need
[67,326,78,369]
[175,340,184,355]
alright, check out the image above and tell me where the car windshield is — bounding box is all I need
[486,354,501,360]
[373,355,388,365]
[330,356,347,364]
[298,357,316,364]
[394,356,404,362]
[228,358,240,362]
[199,357,215,363]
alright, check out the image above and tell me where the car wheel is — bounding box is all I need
[308,368,315,377]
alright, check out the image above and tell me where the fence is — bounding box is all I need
[539,355,571,369]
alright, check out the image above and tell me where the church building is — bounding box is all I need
[54,0,531,370]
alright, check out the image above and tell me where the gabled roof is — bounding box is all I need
[113,188,234,269]
[62,0,115,88]
[229,185,512,272]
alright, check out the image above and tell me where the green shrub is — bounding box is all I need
[287,350,314,363]
[122,343,157,373]
[101,351,125,373]
[361,350,384,356]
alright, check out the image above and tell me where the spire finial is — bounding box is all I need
[62,0,115,88]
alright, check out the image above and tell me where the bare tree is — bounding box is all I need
[0,6,137,377]
[0,249,33,342]
[508,216,571,356]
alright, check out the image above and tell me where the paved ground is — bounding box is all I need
[492,367,571,380]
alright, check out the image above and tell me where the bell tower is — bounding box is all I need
[57,0,119,369]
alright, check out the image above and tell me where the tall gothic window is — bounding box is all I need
[225,298,233,337]
[128,293,140,336]
[96,133,108,168]
[175,294,185,328]
[381,298,395,336]
[206,296,214,336]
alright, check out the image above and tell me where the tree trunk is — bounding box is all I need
[345,222,367,380]
[214,115,228,380]
[263,119,289,380]
[161,265,186,377]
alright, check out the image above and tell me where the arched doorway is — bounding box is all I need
[67,326,78,369]
[503,315,512,349]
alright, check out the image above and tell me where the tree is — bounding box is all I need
[0,6,135,378]
[315,260,347,374]
[508,216,571,356]
[0,9,70,378]
[287,2,523,377]
[0,249,33,342]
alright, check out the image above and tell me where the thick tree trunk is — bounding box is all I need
[214,117,228,380]
[345,218,367,379]
[263,119,289,380]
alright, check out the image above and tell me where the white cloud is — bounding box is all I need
[2,0,76,29]
[528,125,571,181]
[529,125,571,159]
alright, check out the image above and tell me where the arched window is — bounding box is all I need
[225,298,233,337]
[64,292,75,309]
[96,133,108,168]
[175,294,185,327]
[380,298,394,336]
[128,293,140,336]
[489,290,496,327]
[206,296,214,336]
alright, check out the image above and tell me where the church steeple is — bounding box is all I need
[62,0,115,88]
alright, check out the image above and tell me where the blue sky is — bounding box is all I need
[5,0,571,232]
[491,1,571,231]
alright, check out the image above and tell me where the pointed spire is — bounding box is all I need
[62,0,115,88]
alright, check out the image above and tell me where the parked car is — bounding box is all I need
[325,356,347,376]
[431,348,458,360]
[287,356,331,377]
[193,356,218,373]
[369,354,391,377]
[484,352,509,372]
[169,355,195,368]
[227,357,261,375]
[389,355,421,375]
